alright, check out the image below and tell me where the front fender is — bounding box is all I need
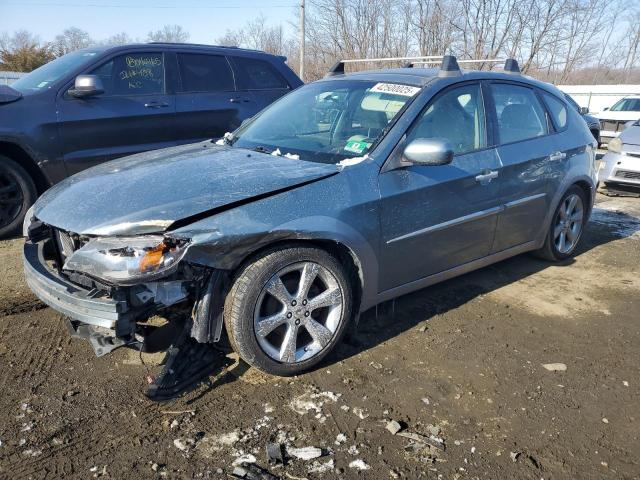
[178,215,379,312]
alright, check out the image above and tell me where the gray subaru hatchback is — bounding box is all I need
[23,56,597,390]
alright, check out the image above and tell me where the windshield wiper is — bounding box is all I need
[252,145,273,154]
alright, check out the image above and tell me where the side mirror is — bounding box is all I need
[579,106,589,114]
[69,75,104,98]
[402,138,454,166]
[603,107,609,111]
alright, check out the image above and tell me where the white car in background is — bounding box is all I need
[595,96,640,144]
[599,120,640,187]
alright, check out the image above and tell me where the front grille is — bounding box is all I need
[616,169,640,180]
[52,228,87,262]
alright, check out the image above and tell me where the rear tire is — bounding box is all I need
[224,245,353,376]
[0,155,37,238]
[535,185,588,261]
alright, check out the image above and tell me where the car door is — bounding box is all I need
[488,82,554,253]
[229,55,292,112]
[57,50,176,175]
[378,82,501,291]
[173,52,257,144]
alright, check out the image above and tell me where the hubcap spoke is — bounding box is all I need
[297,262,319,300]
[570,211,583,222]
[255,311,288,338]
[266,276,294,306]
[566,195,578,215]
[279,324,299,362]
[305,318,332,348]
[558,231,566,252]
[307,286,342,311]
[554,223,564,239]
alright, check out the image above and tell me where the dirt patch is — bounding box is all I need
[0,195,639,479]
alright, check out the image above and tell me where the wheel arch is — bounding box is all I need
[181,216,379,313]
[0,141,50,194]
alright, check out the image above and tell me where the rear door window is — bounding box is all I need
[232,57,289,90]
[90,52,165,96]
[491,83,548,144]
[177,53,235,93]
[541,92,568,130]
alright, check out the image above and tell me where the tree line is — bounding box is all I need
[0,25,189,73]
[2,0,639,85]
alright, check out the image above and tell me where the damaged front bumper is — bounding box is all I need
[23,233,223,357]
[24,241,134,331]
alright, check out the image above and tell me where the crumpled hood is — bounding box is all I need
[34,142,338,235]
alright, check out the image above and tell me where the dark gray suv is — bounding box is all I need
[0,43,302,237]
[23,57,597,387]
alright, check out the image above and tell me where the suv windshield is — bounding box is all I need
[610,98,640,112]
[11,49,102,94]
[231,79,421,164]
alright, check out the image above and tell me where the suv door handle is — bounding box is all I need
[144,101,169,108]
[549,151,567,161]
[475,170,499,183]
[230,97,250,103]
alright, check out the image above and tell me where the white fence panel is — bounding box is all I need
[558,84,640,114]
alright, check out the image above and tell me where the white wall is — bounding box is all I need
[558,84,640,114]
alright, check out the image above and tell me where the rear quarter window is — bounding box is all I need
[542,92,568,131]
[232,56,289,90]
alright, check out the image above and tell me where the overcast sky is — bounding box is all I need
[0,0,298,43]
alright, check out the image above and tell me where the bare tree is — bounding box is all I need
[147,25,190,43]
[52,27,92,56]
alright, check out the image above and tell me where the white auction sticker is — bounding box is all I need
[369,83,421,97]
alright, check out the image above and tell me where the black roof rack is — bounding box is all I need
[504,58,521,74]
[325,55,522,77]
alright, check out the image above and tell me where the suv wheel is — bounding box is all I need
[0,155,37,238]
[535,185,587,261]
[224,245,353,376]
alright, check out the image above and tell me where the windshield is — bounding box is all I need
[11,49,102,94]
[610,98,640,112]
[231,79,421,164]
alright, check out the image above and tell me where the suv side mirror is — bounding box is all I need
[603,107,609,111]
[69,75,104,98]
[579,106,589,114]
[402,138,454,166]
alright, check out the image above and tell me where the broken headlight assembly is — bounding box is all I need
[62,236,190,285]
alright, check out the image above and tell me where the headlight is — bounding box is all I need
[62,235,189,285]
[608,136,623,154]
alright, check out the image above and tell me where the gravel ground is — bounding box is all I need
[0,193,638,479]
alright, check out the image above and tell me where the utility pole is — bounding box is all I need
[299,0,305,81]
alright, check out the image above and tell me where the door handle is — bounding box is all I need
[549,151,567,161]
[230,97,250,103]
[475,170,499,183]
[144,101,169,108]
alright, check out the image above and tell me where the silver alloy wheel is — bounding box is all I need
[253,261,343,363]
[553,193,584,254]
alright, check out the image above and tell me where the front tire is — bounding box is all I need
[535,185,587,261]
[0,155,37,238]
[224,245,353,376]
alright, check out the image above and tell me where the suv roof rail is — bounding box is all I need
[147,41,240,49]
[325,55,520,77]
